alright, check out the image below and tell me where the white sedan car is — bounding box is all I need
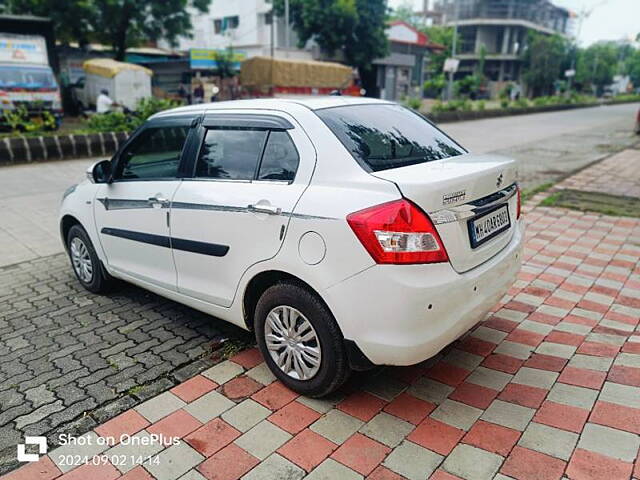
[60,97,523,396]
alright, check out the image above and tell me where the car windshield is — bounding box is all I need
[0,66,57,89]
[316,104,466,172]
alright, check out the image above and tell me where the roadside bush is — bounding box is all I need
[403,96,423,111]
[500,98,509,109]
[476,100,486,111]
[511,98,530,109]
[423,75,446,98]
[3,104,56,134]
[86,97,181,133]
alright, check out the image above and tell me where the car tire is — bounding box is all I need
[67,224,113,294]
[254,281,351,397]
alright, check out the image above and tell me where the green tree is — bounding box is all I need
[576,42,619,94]
[419,25,456,98]
[521,32,570,97]
[624,48,640,88]
[389,1,417,27]
[6,0,211,60]
[272,0,388,96]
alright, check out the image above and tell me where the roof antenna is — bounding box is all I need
[329,90,342,96]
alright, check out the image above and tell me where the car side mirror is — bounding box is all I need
[87,160,112,184]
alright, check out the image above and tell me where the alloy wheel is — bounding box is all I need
[70,237,93,283]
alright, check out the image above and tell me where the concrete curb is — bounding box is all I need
[0,131,129,166]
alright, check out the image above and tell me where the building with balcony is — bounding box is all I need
[433,0,572,86]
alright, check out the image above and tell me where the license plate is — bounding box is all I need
[468,205,510,248]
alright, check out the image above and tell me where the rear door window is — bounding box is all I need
[257,131,299,182]
[195,129,267,180]
[316,104,465,172]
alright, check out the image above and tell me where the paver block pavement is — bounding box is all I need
[442,444,503,480]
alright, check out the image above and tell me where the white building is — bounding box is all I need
[162,0,314,60]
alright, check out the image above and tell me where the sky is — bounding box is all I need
[388,0,640,46]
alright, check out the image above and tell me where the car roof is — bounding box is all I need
[151,95,393,119]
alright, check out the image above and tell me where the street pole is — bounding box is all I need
[284,0,290,51]
[270,9,275,58]
[447,0,459,101]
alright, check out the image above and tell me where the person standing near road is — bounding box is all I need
[96,89,118,113]
[193,83,205,104]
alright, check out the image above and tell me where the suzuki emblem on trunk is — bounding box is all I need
[496,173,504,188]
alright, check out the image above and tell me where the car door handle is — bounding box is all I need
[248,204,282,215]
[148,196,169,207]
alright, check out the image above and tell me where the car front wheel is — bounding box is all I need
[254,281,351,397]
[67,224,113,293]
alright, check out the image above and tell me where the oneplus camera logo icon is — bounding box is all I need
[17,436,47,462]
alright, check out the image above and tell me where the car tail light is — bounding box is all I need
[347,199,449,264]
[516,185,522,220]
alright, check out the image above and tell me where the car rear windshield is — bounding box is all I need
[316,104,465,172]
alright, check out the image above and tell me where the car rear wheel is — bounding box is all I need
[67,224,113,293]
[254,281,351,397]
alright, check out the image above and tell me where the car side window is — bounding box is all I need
[257,131,299,182]
[114,126,188,180]
[195,128,267,180]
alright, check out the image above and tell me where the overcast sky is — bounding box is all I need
[389,0,640,46]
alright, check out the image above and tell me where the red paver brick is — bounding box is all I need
[505,300,537,314]
[622,341,640,354]
[229,348,263,369]
[2,456,61,480]
[534,400,589,433]
[184,418,241,457]
[429,470,463,480]
[565,314,598,328]
[590,400,640,434]
[617,295,640,308]
[608,365,640,387]
[220,375,263,400]
[527,312,563,326]
[449,382,499,409]
[462,420,520,456]
[545,331,585,346]
[170,375,218,403]
[577,299,609,314]
[268,400,321,434]
[607,311,640,327]
[506,328,545,347]
[545,296,577,310]
[251,381,298,410]
[566,448,634,480]
[384,392,436,425]
[524,353,567,372]
[331,433,391,476]
[501,446,567,480]
[558,367,607,390]
[337,391,387,422]
[277,428,336,472]
[119,466,155,480]
[59,462,120,480]
[482,354,524,374]
[407,417,464,456]
[147,408,202,439]
[498,383,548,409]
[368,465,406,480]
[457,336,496,357]
[425,362,470,387]
[577,342,620,357]
[484,316,519,333]
[197,443,259,480]
[94,409,149,442]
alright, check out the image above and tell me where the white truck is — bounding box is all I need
[0,33,63,128]
[73,58,153,112]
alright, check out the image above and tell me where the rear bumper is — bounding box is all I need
[325,221,524,366]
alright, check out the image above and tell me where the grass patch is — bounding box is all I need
[521,182,554,203]
[218,338,255,360]
[540,189,640,217]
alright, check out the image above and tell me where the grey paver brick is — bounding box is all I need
[310,409,363,444]
[568,354,613,372]
[599,382,640,409]
[518,422,578,460]
[297,394,343,414]
[383,441,443,480]
[535,342,576,359]
[178,470,207,480]
[242,453,305,480]
[431,400,483,431]
[444,349,484,371]
[359,412,414,448]
[547,383,598,410]
[105,430,165,473]
[305,458,362,480]
[201,360,244,384]
[577,423,640,462]
[466,366,513,390]
[245,363,276,386]
[442,444,503,480]
[520,320,553,335]
[494,341,534,360]
[614,353,640,368]
[363,374,407,401]
[184,390,235,423]
[471,326,508,344]
[512,367,558,390]
[145,442,204,480]
[49,432,109,473]
[407,377,455,405]
[235,420,291,460]
[481,400,535,431]
[221,399,271,432]
[135,392,186,423]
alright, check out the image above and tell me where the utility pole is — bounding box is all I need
[568,1,606,92]
[270,9,275,58]
[284,0,290,51]
[447,0,459,101]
